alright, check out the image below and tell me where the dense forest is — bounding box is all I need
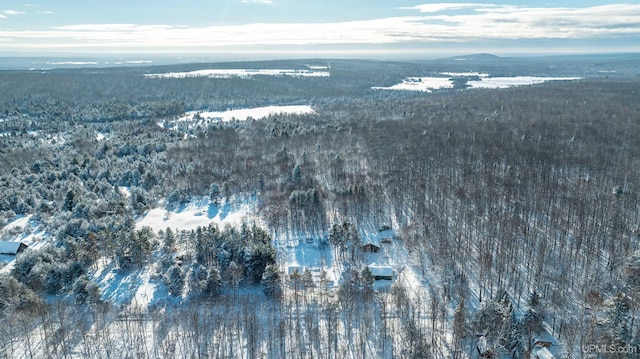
[1,55,639,358]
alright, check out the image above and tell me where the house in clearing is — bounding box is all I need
[361,243,380,253]
[0,241,28,255]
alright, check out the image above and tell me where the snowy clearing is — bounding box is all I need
[439,71,489,77]
[467,76,582,88]
[136,197,258,233]
[372,76,454,92]
[373,74,582,92]
[2,214,33,232]
[177,105,316,124]
[144,68,330,79]
[47,61,98,65]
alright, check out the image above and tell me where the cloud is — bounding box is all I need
[38,10,54,15]
[1,4,639,52]
[54,24,175,32]
[3,10,26,16]
[401,3,491,13]
[241,0,273,4]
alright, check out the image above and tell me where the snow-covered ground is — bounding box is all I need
[372,76,454,92]
[47,61,98,65]
[373,74,582,92]
[136,196,258,233]
[159,105,316,135]
[176,105,316,124]
[115,60,153,64]
[273,225,410,292]
[91,196,261,308]
[144,68,330,79]
[92,259,170,309]
[0,215,51,273]
[467,76,582,89]
[440,71,490,77]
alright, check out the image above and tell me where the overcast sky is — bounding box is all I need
[1,1,639,56]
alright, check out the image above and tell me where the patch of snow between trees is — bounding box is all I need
[135,196,259,233]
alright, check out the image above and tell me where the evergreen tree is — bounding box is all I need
[473,291,514,354]
[72,275,101,304]
[359,266,375,299]
[291,164,302,183]
[165,264,185,297]
[509,317,525,359]
[301,269,315,290]
[453,298,468,341]
[190,264,209,293]
[63,190,75,211]
[244,243,276,284]
[209,183,220,204]
[522,292,544,335]
[261,264,282,299]
[45,263,66,294]
[163,227,175,251]
[203,267,222,298]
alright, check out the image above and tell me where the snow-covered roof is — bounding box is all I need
[534,331,558,346]
[533,347,555,359]
[361,228,395,247]
[368,266,394,278]
[0,241,26,255]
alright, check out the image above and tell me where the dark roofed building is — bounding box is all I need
[368,266,394,280]
[0,241,29,255]
[361,243,380,253]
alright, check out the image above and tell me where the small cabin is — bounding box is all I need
[368,266,394,281]
[534,340,553,349]
[0,241,28,255]
[288,266,304,275]
[361,243,380,253]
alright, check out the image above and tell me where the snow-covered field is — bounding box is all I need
[372,76,454,92]
[176,105,316,124]
[439,71,489,77]
[47,61,98,65]
[373,74,581,91]
[468,76,582,89]
[136,196,258,233]
[145,67,330,79]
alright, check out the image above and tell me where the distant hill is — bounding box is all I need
[445,53,501,61]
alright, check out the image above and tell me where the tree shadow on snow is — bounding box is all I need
[207,203,219,219]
